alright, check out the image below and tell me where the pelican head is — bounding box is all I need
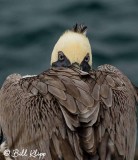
[51,24,92,72]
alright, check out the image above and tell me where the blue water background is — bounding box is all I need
[0,0,138,156]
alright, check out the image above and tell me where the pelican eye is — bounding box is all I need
[58,51,65,61]
[84,53,90,62]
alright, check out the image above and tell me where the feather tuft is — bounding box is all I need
[72,23,87,35]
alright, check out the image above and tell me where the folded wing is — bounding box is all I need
[0,65,137,160]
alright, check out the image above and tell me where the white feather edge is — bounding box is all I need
[22,75,36,78]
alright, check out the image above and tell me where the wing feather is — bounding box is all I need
[0,71,81,159]
[89,64,137,160]
[0,65,137,160]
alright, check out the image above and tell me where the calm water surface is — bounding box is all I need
[0,0,138,151]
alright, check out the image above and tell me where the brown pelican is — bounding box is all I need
[0,24,137,160]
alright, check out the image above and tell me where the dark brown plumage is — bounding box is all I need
[0,64,137,160]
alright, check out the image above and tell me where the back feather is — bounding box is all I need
[134,86,138,102]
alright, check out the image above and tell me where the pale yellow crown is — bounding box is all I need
[51,30,92,66]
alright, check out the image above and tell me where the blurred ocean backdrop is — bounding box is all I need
[0,0,138,158]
